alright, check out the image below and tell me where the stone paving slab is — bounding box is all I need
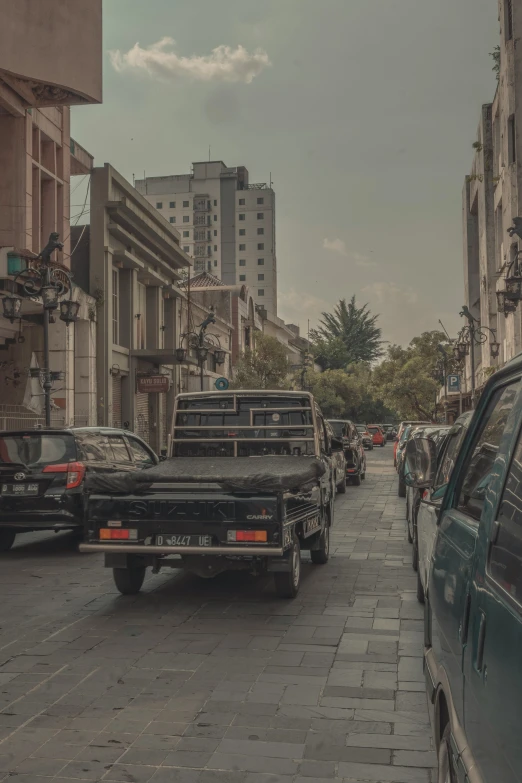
[0,448,436,781]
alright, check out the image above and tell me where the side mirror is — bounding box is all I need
[330,436,344,452]
[404,437,437,488]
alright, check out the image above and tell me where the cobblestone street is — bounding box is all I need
[0,447,435,783]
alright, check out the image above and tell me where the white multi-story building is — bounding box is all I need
[135,161,277,316]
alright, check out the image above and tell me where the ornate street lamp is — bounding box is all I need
[59,298,80,325]
[456,305,500,408]
[177,308,227,390]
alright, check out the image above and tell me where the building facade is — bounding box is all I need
[461,0,522,399]
[0,1,101,428]
[135,160,278,317]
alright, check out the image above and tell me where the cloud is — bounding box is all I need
[110,37,271,84]
[362,282,419,305]
[323,237,348,257]
[323,240,377,267]
[278,288,331,330]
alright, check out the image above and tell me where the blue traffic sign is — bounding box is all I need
[447,374,461,393]
[215,377,229,391]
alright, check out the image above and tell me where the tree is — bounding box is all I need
[232,333,290,389]
[311,297,384,370]
[373,330,454,420]
[307,363,398,422]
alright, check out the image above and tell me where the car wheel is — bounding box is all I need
[416,568,425,604]
[113,566,146,595]
[352,474,362,487]
[398,478,406,498]
[275,535,301,596]
[381,442,385,447]
[337,476,346,494]
[437,725,456,783]
[0,530,16,552]
[361,471,366,480]
[311,520,330,565]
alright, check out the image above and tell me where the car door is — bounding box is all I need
[429,381,519,742]
[462,392,522,783]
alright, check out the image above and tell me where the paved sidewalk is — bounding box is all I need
[0,448,435,782]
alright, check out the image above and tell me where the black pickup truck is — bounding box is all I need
[80,391,338,598]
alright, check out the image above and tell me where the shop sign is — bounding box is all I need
[136,375,170,394]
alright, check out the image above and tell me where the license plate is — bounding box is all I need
[1,483,38,496]
[155,534,212,547]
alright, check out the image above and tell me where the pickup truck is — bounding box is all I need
[80,390,337,598]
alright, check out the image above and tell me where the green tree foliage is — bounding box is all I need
[311,297,384,370]
[308,364,398,423]
[373,330,454,420]
[232,333,290,390]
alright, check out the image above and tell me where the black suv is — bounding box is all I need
[328,419,367,486]
[0,427,158,551]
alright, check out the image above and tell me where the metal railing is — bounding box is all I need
[0,405,91,431]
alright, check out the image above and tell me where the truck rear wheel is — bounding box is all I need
[113,566,146,595]
[311,521,330,565]
[0,530,16,552]
[274,536,301,598]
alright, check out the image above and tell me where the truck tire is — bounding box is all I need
[437,724,456,783]
[113,566,146,595]
[311,520,330,565]
[274,536,301,598]
[0,530,16,552]
[352,474,362,487]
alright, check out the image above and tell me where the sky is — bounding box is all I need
[71,0,499,347]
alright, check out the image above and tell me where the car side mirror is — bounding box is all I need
[330,436,344,452]
[404,437,437,488]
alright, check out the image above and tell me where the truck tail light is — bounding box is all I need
[43,461,86,489]
[99,528,138,540]
[227,530,267,543]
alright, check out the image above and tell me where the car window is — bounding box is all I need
[457,383,518,522]
[107,436,132,464]
[489,425,522,607]
[127,437,155,466]
[76,433,110,462]
[0,434,76,467]
[316,412,327,453]
[435,428,467,490]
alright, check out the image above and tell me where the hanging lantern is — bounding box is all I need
[497,290,518,314]
[1,295,22,323]
[175,348,187,363]
[59,299,80,325]
[214,349,226,365]
[490,340,501,359]
[197,346,209,363]
[504,274,522,300]
[41,285,59,310]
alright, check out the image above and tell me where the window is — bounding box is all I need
[258,274,264,281]
[239,259,246,266]
[214,245,218,251]
[457,383,518,521]
[183,200,189,208]
[156,202,163,209]
[239,274,246,281]
[239,214,246,221]
[509,115,516,164]
[239,198,245,205]
[257,228,264,235]
[107,436,132,464]
[239,244,246,251]
[213,215,218,222]
[169,201,176,209]
[183,246,190,252]
[258,258,265,265]
[76,433,109,462]
[183,215,190,223]
[257,213,264,220]
[207,246,212,256]
[127,438,155,467]
[239,229,246,236]
[489,424,522,604]
[258,289,264,296]
[257,243,264,250]
[214,199,218,206]
[257,197,264,205]
[214,260,217,267]
[183,231,189,237]
[435,424,469,489]
[169,216,176,224]
[112,268,119,345]
[214,230,218,236]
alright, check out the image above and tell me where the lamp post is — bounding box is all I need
[1,234,78,426]
[436,344,451,423]
[456,305,500,408]
[177,309,226,391]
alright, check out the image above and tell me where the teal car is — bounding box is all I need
[404,355,522,783]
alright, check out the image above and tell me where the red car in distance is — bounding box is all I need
[367,425,386,447]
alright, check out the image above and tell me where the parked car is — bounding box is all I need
[0,427,159,552]
[394,420,431,466]
[356,424,373,450]
[405,426,451,583]
[81,391,338,598]
[367,424,386,448]
[328,419,367,486]
[383,424,397,441]
[396,425,415,496]
[412,413,472,604]
[326,421,347,494]
[404,359,522,783]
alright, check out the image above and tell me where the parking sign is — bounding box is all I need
[447,374,461,393]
